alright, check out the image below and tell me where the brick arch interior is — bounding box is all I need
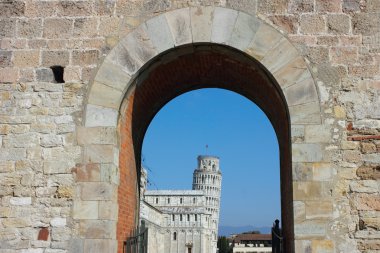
[118,44,294,252]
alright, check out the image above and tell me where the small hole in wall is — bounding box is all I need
[50,66,65,83]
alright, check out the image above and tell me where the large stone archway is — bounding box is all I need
[76,7,324,253]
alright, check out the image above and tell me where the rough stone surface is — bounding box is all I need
[0,2,378,253]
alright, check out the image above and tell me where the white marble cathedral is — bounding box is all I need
[140,155,222,253]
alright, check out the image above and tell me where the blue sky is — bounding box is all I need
[142,88,280,227]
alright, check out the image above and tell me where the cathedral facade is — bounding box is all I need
[140,156,222,253]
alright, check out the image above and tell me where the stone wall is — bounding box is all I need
[0,0,379,253]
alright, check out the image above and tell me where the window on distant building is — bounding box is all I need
[193,197,196,204]
[167,198,170,204]
[187,214,190,221]
[180,214,183,221]
[173,232,177,241]
[180,198,183,204]
[172,214,175,221]
[156,198,158,204]
[195,214,197,221]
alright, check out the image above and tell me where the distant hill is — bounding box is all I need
[218,225,271,236]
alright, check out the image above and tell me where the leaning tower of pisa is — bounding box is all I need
[192,155,222,253]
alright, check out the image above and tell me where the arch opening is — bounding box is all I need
[118,44,294,252]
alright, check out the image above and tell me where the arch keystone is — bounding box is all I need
[211,7,238,44]
[190,6,214,42]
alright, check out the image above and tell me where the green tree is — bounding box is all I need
[217,236,232,253]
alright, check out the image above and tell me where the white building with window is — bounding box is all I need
[140,156,222,253]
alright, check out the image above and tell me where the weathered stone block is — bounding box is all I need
[294,220,327,239]
[99,17,120,37]
[257,0,287,14]
[77,127,117,145]
[43,18,73,39]
[305,125,331,143]
[352,13,380,35]
[293,144,323,162]
[350,180,379,193]
[352,193,380,211]
[0,51,12,67]
[99,201,118,220]
[311,240,334,253]
[42,51,70,67]
[289,102,322,124]
[9,197,31,206]
[83,145,116,164]
[72,50,99,66]
[284,78,319,107]
[190,7,214,43]
[289,0,314,13]
[300,14,326,34]
[330,47,358,64]
[316,0,341,12]
[305,201,333,219]
[0,68,19,83]
[362,153,380,165]
[293,181,325,200]
[262,38,299,72]
[327,14,350,34]
[0,1,25,17]
[17,19,43,38]
[73,200,98,219]
[80,182,116,201]
[361,142,377,154]
[0,18,16,37]
[72,163,101,182]
[68,238,84,253]
[268,14,299,34]
[50,217,67,227]
[165,8,192,46]
[294,201,306,222]
[211,7,238,44]
[36,68,55,82]
[83,239,117,253]
[43,160,74,174]
[57,1,93,17]
[73,18,98,37]
[228,11,260,50]
[2,217,31,228]
[145,14,174,52]
[109,26,157,75]
[40,134,63,148]
[357,166,380,180]
[245,22,283,60]
[100,164,119,185]
[88,82,122,109]
[0,148,26,160]
[79,220,116,239]
[51,227,71,241]
[85,104,118,127]
[0,161,15,173]
[94,60,131,92]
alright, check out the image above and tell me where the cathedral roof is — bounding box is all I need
[145,190,204,196]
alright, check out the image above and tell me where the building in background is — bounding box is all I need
[140,155,222,253]
[232,233,272,253]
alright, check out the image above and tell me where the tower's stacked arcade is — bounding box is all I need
[192,156,222,253]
